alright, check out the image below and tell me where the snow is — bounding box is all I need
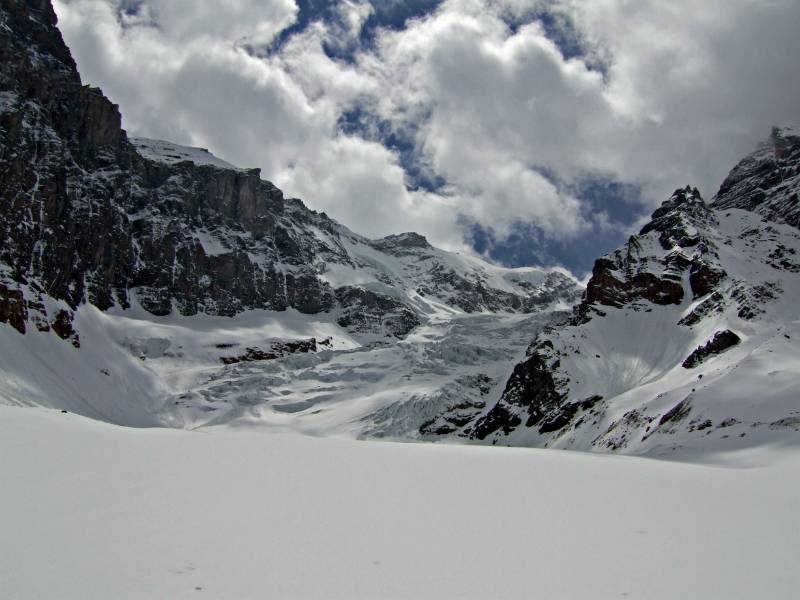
[0,206,795,459]
[0,298,164,426]
[1,405,799,600]
[0,299,362,426]
[315,227,571,315]
[131,137,245,171]
[0,294,560,435]
[193,228,231,256]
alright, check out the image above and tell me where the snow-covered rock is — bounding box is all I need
[712,126,800,227]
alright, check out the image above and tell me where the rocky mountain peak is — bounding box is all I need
[371,232,432,255]
[772,125,798,159]
[711,125,800,228]
[647,185,705,221]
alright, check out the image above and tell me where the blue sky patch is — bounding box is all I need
[469,179,646,275]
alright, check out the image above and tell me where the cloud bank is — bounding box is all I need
[54,0,800,272]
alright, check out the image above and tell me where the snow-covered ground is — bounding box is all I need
[2,405,799,600]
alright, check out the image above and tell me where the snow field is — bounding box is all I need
[1,405,799,600]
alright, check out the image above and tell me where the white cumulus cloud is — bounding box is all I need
[53,0,800,263]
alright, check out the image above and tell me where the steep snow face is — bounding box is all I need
[131,138,243,171]
[459,186,800,460]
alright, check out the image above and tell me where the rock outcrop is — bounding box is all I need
[681,330,740,369]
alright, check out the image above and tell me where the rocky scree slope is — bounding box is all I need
[442,132,800,459]
[0,0,579,346]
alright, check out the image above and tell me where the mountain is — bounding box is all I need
[0,0,579,426]
[450,130,800,460]
[1,0,797,461]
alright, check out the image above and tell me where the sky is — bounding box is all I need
[53,0,800,275]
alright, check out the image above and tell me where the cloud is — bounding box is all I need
[53,0,800,270]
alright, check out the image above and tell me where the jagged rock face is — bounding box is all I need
[0,0,581,341]
[0,0,346,320]
[0,282,26,334]
[470,345,563,440]
[578,186,720,320]
[0,0,131,310]
[682,330,740,369]
[711,127,800,228]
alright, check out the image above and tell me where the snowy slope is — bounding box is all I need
[3,405,800,600]
[131,137,244,171]
[0,290,568,437]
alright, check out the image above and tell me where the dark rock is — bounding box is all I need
[682,330,741,368]
[335,286,420,338]
[659,399,692,427]
[538,402,579,433]
[220,338,318,365]
[678,291,725,327]
[586,264,684,308]
[51,309,80,347]
[689,260,726,299]
[711,127,800,228]
[0,283,27,334]
[696,419,713,431]
[371,232,431,255]
[471,351,564,439]
[731,282,781,320]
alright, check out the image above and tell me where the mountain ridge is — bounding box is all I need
[0,0,580,343]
